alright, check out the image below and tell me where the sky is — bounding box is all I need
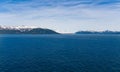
[0,0,120,33]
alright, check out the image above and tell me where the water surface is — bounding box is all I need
[0,34,120,72]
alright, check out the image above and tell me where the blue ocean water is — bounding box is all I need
[0,34,120,72]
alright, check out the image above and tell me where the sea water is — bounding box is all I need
[0,34,120,72]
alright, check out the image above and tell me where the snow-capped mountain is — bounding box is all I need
[0,25,59,34]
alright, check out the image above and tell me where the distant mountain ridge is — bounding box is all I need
[76,30,120,34]
[0,26,59,34]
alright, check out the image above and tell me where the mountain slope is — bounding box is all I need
[0,28,59,34]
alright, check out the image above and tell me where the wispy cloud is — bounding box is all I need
[0,0,120,33]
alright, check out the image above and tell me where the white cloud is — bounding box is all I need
[0,0,120,33]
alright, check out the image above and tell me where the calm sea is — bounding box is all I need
[0,34,120,72]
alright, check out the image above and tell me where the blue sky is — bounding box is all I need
[0,0,120,33]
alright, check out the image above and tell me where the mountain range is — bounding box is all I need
[0,26,120,34]
[76,30,120,34]
[0,26,59,34]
